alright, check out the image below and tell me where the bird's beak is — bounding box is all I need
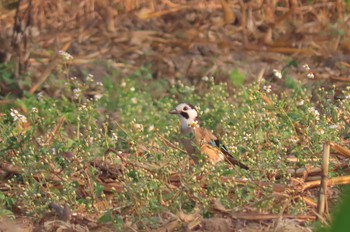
[169,109,179,114]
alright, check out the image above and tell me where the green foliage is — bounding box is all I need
[329,187,350,232]
[0,191,15,218]
[317,186,350,232]
[1,60,349,230]
[0,63,19,96]
[99,210,124,230]
[284,76,301,92]
[229,68,246,87]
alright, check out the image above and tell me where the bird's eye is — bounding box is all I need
[183,106,188,111]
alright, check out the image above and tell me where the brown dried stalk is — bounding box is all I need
[317,142,329,220]
[261,94,273,105]
[287,158,348,179]
[46,117,65,144]
[230,212,316,221]
[29,56,60,94]
[301,196,318,208]
[330,142,350,158]
[288,167,321,177]
[302,175,350,192]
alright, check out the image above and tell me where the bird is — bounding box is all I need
[170,103,249,170]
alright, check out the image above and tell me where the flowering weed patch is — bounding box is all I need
[0,62,349,230]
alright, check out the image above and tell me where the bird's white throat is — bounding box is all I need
[180,117,199,132]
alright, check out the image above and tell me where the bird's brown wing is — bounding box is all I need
[193,127,249,170]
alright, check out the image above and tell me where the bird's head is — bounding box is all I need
[170,103,199,129]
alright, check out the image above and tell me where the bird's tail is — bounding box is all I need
[221,152,249,170]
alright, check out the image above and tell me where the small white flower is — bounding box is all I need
[189,121,199,128]
[73,88,82,99]
[89,136,94,145]
[329,124,338,129]
[303,64,310,71]
[94,93,103,101]
[112,133,118,141]
[316,128,325,135]
[243,133,252,141]
[79,104,87,111]
[130,87,135,92]
[296,100,304,106]
[308,107,320,120]
[229,146,237,152]
[289,136,299,144]
[131,97,138,104]
[10,109,18,118]
[31,107,38,113]
[263,85,272,93]
[96,81,103,86]
[37,91,44,101]
[86,73,94,82]
[273,69,282,79]
[36,137,43,145]
[148,125,155,132]
[308,107,315,112]
[185,86,195,92]
[10,109,27,123]
[201,76,209,82]
[132,123,144,132]
[58,50,73,60]
[121,82,126,87]
[307,72,315,79]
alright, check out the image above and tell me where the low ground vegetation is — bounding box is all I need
[1,58,349,230]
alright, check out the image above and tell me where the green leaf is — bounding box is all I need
[327,186,350,232]
[229,68,246,87]
[0,209,14,218]
[221,169,235,176]
[98,210,113,223]
[0,191,5,200]
[284,76,301,92]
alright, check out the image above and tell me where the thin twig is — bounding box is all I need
[157,133,187,153]
[104,148,159,173]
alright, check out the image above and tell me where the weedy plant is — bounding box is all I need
[0,57,349,230]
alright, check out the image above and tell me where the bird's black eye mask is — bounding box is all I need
[182,104,197,112]
[188,104,196,110]
[180,112,189,119]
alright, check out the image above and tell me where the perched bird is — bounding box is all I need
[170,103,249,170]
